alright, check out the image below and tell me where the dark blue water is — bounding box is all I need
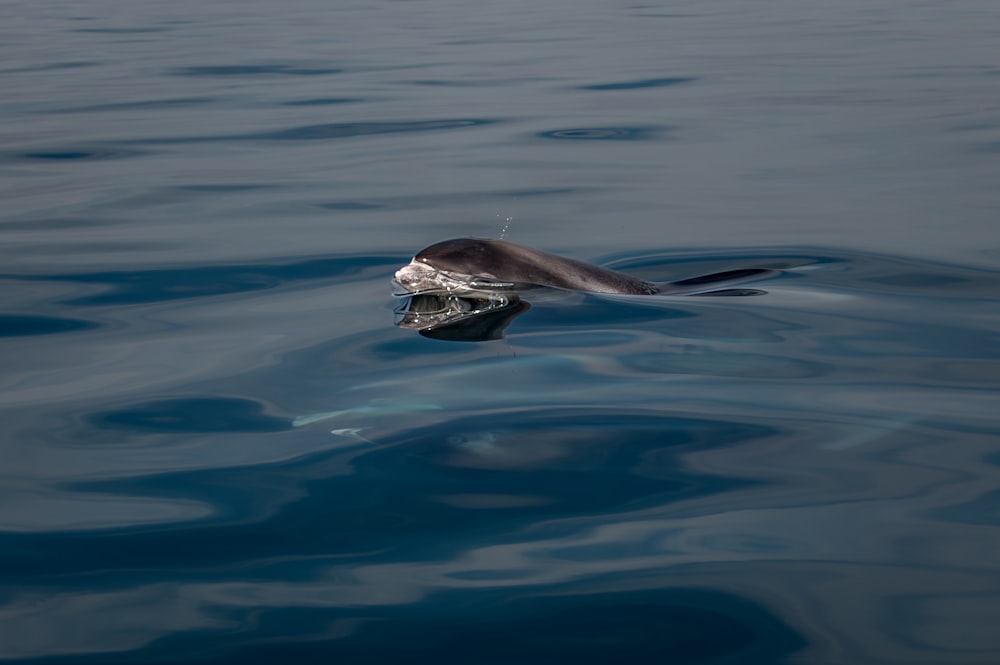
[2,1,1000,663]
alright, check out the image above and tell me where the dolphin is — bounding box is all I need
[393,238,775,297]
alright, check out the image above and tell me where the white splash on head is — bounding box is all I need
[392,258,514,296]
[392,259,470,295]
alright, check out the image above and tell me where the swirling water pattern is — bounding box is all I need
[2,1,1000,663]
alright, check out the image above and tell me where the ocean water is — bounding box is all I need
[2,1,1000,663]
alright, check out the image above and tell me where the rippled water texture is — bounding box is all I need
[2,1,1000,663]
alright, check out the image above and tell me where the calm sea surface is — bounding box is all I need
[2,1,1000,663]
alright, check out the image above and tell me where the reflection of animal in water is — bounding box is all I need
[392,238,778,340]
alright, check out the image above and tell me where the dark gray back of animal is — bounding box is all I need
[415,238,660,295]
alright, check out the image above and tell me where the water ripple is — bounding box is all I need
[2,255,400,305]
[90,397,290,434]
[172,64,342,77]
[6,147,150,162]
[264,119,493,141]
[537,127,660,141]
[118,118,496,145]
[316,186,577,211]
[579,77,698,90]
[0,61,99,75]
[282,98,364,106]
[0,314,98,337]
[44,97,217,114]
[72,27,169,34]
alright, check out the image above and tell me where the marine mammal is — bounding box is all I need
[394,238,659,295]
[393,238,774,297]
